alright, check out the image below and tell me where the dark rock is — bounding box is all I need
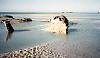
[23,18,32,22]
[3,20,14,32]
[4,15,14,19]
[1,20,6,22]
[53,15,69,26]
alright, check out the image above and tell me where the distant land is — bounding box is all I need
[0,12,60,14]
[0,12,99,14]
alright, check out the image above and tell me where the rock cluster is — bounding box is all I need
[18,18,32,22]
[0,15,32,24]
[0,43,66,58]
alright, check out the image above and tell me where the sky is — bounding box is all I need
[0,0,100,12]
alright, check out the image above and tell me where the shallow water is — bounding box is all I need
[0,12,100,57]
[60,13,100,58]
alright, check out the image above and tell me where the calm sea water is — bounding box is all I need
[0,12,100,54]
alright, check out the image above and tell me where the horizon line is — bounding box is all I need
[0,11,99,14]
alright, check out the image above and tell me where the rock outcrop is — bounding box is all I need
[53,15,68,26]
[44,15,69,34]
[2,20,14,32]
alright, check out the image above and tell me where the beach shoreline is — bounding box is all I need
[0,40,66,58]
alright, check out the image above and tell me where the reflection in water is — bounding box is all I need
[66,21,78,34]
[6,31,13,42]
[66,27,69,34]
[5,29,30,42]
[14,29,30,32]
[66,23,78,34]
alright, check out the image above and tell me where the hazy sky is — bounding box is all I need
[0,0,100,12]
